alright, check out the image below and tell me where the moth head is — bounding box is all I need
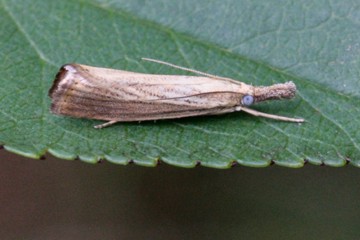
[251,81,297,103]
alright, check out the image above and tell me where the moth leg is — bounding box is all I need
[236,106,305,123]
[94,120,118,129]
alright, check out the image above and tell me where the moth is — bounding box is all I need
[48,58,304,128]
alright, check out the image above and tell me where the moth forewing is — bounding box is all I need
[49,64,250,124]
[48,60,304,128]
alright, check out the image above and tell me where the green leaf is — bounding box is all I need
[0,0,359,168]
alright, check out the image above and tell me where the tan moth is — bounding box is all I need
[48,58,304,128]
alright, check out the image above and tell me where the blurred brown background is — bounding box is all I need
[1,150,359,239]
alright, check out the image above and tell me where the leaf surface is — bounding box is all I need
[0,0,359,167]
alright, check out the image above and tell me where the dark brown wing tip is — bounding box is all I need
[50,101,59,114]
[48,64,77,98]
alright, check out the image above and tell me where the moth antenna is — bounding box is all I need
[238,107,305,123]
[141,57,237,82]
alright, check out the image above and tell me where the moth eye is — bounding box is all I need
[242,95,254,106]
